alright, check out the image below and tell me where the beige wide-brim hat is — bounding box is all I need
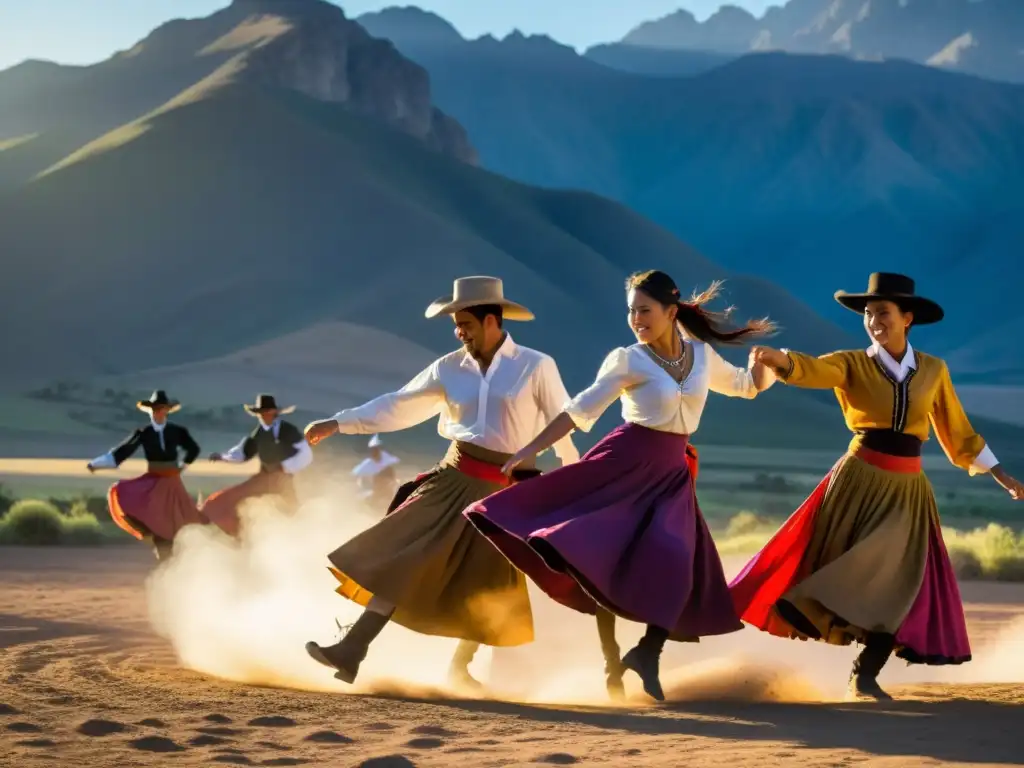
[424,276,534,321]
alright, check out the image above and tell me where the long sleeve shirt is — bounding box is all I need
[332,335,579,464]
[779,341,998,475]
[564,341,761,434]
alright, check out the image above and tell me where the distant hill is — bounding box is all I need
[0,0,898,453]
[610,0,1024,84]
[356,7,1024,379]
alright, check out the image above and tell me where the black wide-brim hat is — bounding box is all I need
[834,272,944,325]
[136,389,181,413]
[243,393,296,415]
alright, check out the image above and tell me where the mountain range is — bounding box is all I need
[0,0,914,453]
[604,0,1024,85]
[357,6,1024,391]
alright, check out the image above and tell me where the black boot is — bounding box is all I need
[448,640,484,692]
[622,625,669,702]
[305,609,391,684]
[847,632,895,701]
[596,608,625,701]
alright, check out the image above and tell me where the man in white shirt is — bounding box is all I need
[303,277,579,692]
[351,434,401,513]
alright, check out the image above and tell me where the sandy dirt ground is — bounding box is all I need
[2,486,1024,767]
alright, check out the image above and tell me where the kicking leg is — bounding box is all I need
[622,624,669,702]
[306,595,394,684]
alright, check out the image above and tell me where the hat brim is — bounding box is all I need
[424,296,534,321]
[834,291,944,325]
[244,404,296,415]
[137,401,182,413]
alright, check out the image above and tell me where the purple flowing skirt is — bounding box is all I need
[464,423,743,639]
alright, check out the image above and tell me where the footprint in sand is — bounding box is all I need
[16,739,56,748]
[304,730,354,744]
[248,716,297,728]
[410,725,460,738]
[128,735,187,753]
[534,755,580,765]
[137,718,167,728]
[405,737,444,749]
[198,726,244,736]
[364,722,397,732]
[6,722,43,733]
[355,758,417,768]
[261,759,308,767]
[257,741,291,751]
[211,755,253,765]
[77,719,129,737]
[0,703,20,716]
[205,714,234,724]
[191,734,232,746]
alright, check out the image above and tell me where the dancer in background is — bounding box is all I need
[465,270,776,701]
[730,273,1024,701]
[203,394,312,535]
[303,277,579,691]
[351,434,401,514]
[86,389,202,561]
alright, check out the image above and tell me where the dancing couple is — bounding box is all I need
[87,392,313,560]
[304,270,1022,703]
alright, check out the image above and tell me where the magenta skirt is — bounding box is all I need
[108,469,203,542]
[464,423,743,640]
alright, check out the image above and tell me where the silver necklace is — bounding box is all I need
[645,332,686,368]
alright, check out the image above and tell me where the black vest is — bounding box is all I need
[111,423,201,466]
[240,421,302,472]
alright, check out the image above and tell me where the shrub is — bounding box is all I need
[943,524,1024,582]
[0,499,64,545]
[0,483,14,517]
[61,513,105,546]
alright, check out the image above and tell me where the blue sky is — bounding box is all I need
[0,0,774,71]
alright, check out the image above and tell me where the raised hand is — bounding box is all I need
[305,419,339,447]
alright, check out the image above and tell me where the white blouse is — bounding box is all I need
[563,341,761,434]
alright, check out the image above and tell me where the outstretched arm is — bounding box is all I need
[306,362,446,446]
[751,346,849,390]
[930,362,1023,499]
[211,434,257,463]
[706,345,770,399]
[503,348,639,473]
[87,429,142,471]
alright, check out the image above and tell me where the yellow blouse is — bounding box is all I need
[780,348,988,473]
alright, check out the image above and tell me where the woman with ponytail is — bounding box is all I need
[463,270,776,702]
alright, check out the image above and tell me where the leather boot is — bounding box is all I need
[596,608,625,701]
[622,625,669,702]
[847,632,895,701]
[305,608,391,684]
[448,640,484,692]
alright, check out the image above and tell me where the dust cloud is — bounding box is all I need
[144,471,1024,706]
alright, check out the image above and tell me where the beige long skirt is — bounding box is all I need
[327,442,534,647]
[731,445,971,665]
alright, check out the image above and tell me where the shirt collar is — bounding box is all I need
[460,332,518,369]
[150,417,166,432]
[259,419,280,433]
[869,341,916,379]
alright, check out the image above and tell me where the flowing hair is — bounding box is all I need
[625,270,777,345]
